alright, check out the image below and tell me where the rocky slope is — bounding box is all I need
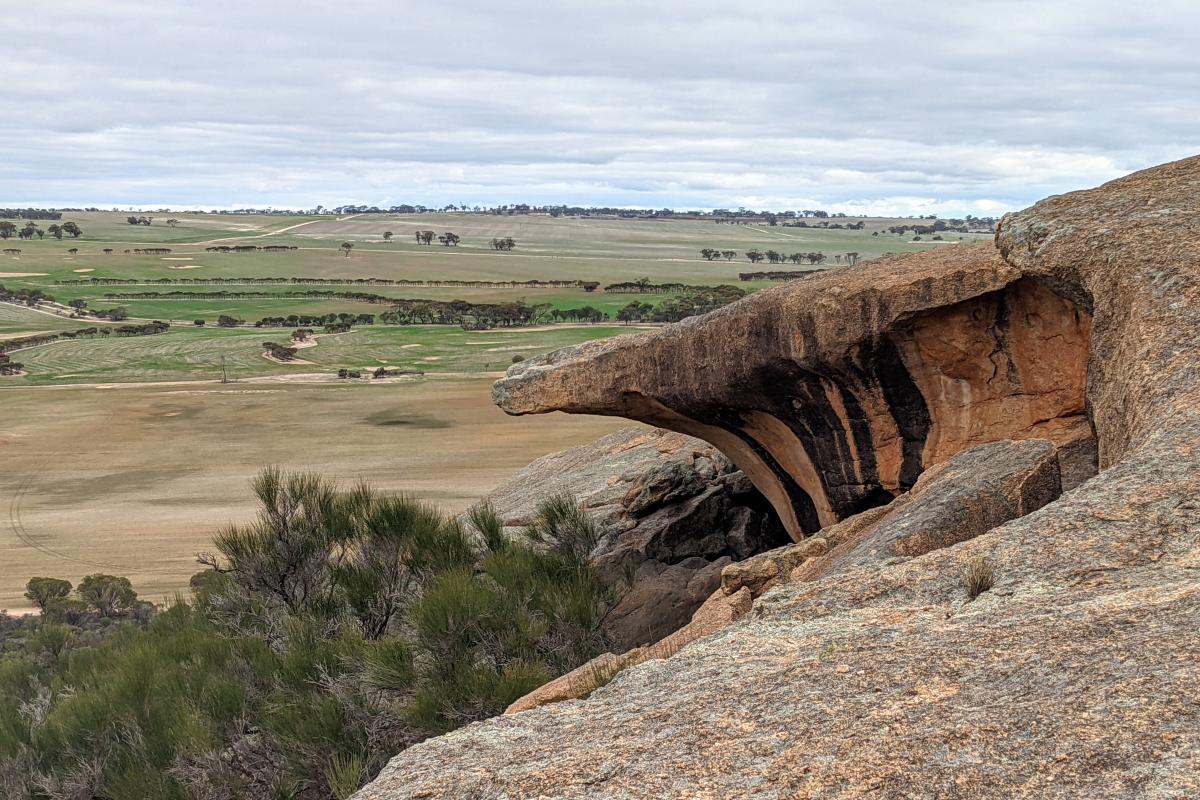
[474,427,789,649]
[357,156,1200,798]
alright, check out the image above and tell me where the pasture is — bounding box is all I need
[1,210,988,610]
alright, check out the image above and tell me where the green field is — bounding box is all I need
[2,210,987,322]
[6,324,645,386]
[1,210,987,610]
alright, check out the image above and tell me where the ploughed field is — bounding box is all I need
[0,211,988,610]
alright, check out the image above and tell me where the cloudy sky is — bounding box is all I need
[3,1,1197,214]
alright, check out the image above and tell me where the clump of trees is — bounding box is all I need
[414,230,436,245]
[616,285,746,323]
[262,341,299,361]
[113,320,170,336]
[0,351,23,375]
[699,248,737,261]
[90,307,129,321]
[490,237,517,251]
[745,250,829,265]
[126,215,154,225]
[0,470,615,798]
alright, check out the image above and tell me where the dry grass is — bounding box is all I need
[963,556,996,600]
[0,378,630,611]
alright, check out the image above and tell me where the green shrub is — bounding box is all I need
[0,472,613,799]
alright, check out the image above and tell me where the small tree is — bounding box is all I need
[722,250,736,261]
[341,242,354,257]
[62,222,82,238]
[382,231,393,243]
[0,221,15,239]
[167,218,179,228]
[24,577,73,611]
[77,573,138,617]
[47,224,63,240]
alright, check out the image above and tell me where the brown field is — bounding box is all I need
[0,378,630,612]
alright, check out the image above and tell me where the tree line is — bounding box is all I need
[739,270,823,281]
[615,285,747,323]
[0,208,62,220]
[0,221,81,240]
[0,471,613,797]
[204,244,298,253]
[58,276,599,290]
[603,278,731,294]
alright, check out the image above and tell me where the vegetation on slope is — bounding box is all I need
[0,470,611,799]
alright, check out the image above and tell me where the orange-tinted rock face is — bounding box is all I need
[493,259,1092,540]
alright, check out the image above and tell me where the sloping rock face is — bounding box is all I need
[477,427,789,650]
[357,156,1200,798]
[503,437,1067,716]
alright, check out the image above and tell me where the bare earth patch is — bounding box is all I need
[167,264,205,270]
[73,268,95,273]
[0,272,48,278]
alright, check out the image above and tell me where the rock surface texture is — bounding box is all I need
[356,157,1200,798]
[477,426,789,650]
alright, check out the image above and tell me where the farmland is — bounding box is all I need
[0,210,989,610]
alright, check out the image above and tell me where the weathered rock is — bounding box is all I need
[504,586,756,716]
[357,156,1200,798]
[493,247,1090,540]
[474,426,788,650]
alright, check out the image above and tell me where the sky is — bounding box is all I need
[2,1,1197,215]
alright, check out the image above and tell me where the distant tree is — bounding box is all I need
[194,319,206,326]
[745,249,764,264]
[341,242,354,257]
[34,227,45,239]
[382,231,393,243]
[167,218,179,228]
[103,248,113,254]
[68,299,88,311]
[721,250,736,261]
[0,221,15,239]
[62,222,82,238]
[19,222,37,240]
[67,248,78,256]
[47,224,63,240]
[126,216,140,225]
[77,573,138,617]
[415,230,436,245]
[24,577,73,611]
[846,252,860,266]
[437,232,460,246]
[217,314,242,327]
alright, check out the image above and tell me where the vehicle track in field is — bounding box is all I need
[6,406,135,571]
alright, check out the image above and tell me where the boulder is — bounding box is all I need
[474,426,789,650]
[357,156,1200,798]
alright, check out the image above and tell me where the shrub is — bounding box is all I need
[0,472,614,798]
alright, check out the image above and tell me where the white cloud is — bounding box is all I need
[0,0,1196,213]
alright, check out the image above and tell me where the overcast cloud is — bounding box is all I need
[2,1,1197,214]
